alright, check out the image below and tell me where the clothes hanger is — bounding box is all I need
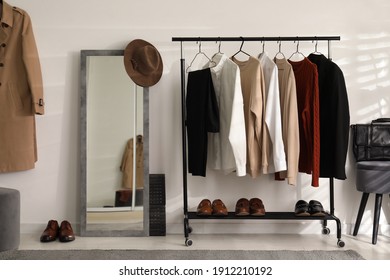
[311,38,322,55]
[258,39,266,59]
[211,38,224,59]
[186,39,216,72]
[288,40,305,61]
[232,37,251,59]
[274,40,285,59]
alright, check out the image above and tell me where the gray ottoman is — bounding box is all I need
[0,187,20,251]
[353,161,390,244]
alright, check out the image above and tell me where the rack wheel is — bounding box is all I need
[188,226,193,234]
[185,239,193,247]
[337,240,345,248]
[322,227,330,235]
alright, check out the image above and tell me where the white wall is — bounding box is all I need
[1,0,389,237]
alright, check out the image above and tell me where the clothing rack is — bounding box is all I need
[172,36,344,248]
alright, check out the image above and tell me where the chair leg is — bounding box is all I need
[353,192,370,236]
[372,193,383,245]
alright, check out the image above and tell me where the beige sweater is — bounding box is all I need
[231,56,266,178]
[274,58,300,185]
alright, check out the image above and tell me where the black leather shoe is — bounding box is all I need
[40,220,59,242]
[59,220,76,242]
[308,200,326,216]
[294,200,310,216]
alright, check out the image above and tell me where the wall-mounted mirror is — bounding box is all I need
[80,50,149,237]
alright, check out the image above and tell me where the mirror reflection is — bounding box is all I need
[80,50,149,236]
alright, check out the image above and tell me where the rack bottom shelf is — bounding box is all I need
[184,211,345,248]
[188,211,334,220]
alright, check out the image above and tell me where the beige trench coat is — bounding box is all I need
[0,2,44,172]
[120,136,144,189]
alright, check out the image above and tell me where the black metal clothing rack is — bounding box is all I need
[172,36,345,248]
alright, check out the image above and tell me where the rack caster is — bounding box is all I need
[184,217,192,234]
[322,227,330,235]
[185,238,193,246]
[184,223,192,234]
[337,239,345,248]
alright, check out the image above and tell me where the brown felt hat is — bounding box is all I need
[124,39,163,87]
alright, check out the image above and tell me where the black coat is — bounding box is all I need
[308,54,350,180]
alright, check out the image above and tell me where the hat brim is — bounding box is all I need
[124,39,163,87]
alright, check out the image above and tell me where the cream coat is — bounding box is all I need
[0,2,44,172]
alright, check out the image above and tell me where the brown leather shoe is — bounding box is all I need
[235,198,250,216]
[59,220,76,242]
[196,199,212,216]
[249,198,265,216]
[212,199,228,216]
[40,220,59,242]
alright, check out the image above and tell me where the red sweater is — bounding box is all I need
[288,58,320,187]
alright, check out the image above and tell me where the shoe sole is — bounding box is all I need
[59,237,75,242]
[295,212,310,216]
[235,211,250,216]
[40,237,57,242]
[250,212,265,216]
[310,212,326,217]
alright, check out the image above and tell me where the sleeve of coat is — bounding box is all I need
[228,66,247,177]
[120,139,134,189]
[265,65,286,173]
[333,66,350,179]
[285,69,300,186]
[21,12,44,115]
[311,66,320,187]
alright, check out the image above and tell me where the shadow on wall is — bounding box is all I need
[344,32,390,123]
[342,32,390,230]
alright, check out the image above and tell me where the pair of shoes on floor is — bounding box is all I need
[236,198,265,216]
[40,220,76,243]
[294,200,326,216]
[197,199,228,216]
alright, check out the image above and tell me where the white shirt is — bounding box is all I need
[206,54,247,176]
[258,52,287,173]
